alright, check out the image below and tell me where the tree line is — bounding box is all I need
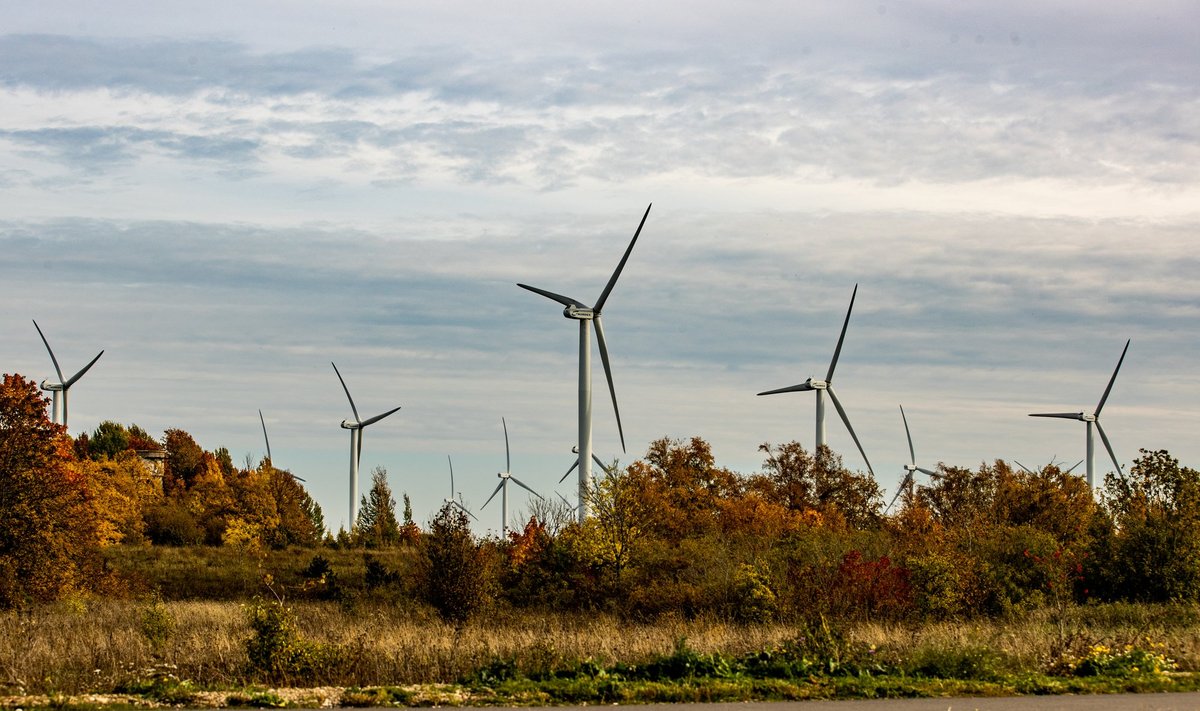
[3,371,1198,620]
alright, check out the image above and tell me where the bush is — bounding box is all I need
[420,504,495,625]
[244,598,339,682]
[144,501,204,546]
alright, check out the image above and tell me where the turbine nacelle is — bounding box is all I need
[564,306,595,320]
[808,378,828,390]
[340,420,361,430]
[39,380,63,392]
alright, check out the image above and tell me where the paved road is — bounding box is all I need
[413,694,1200,711]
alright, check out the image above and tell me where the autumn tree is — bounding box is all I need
[163,428,205,491]
[756,442,882,529]
[0,374,102,607]
[356,466,401,547]
[78,452,160,545]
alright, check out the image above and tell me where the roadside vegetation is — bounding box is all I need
[4,371,1200,707]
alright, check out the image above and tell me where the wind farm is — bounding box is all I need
[2,1,1199,703]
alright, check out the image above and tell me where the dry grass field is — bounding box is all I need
[4,596,1200,696]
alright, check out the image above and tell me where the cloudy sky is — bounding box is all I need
[2,1,1197,534]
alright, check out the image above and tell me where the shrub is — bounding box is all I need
[143,501,204,546]
[140,595,177,653]
[420,503,495,625]
[244,598,338,682]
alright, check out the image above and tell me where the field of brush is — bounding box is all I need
[3,545,1200,708]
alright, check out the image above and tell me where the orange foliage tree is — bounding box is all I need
[0,374,102,607]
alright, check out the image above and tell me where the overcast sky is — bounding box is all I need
[2,1,1197,535]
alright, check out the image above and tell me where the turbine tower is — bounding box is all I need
[481,418,543,536]
[33,320,103,429]
[444,456,476,520]
[756,285,874,476]
[517,203,651,521]
[1029,339,1130,489]
[332,362,401,528]
[885,405,940,514]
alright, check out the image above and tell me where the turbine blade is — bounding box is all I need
[916,467,939,477]
[517,283,586,308]
[64,350,103,387]
[1094,339,1130,417]
[481,480,505,510]
[452,500,478,521]
[356,430,363,469]
[33,320,65,383]
[900,404,916,466]
[331,362,361,423]
[510,475,544,500]
[503,417,511,473]
[259,409,272,463]
[560,459,579,483]
[826,284,857,382]
[594,203,652,313]
[1095,421,1122,476]
[288,473,306,483]
[1029,412,1085,419]
[826,386,874,476]
[1065,459,1084,474]
[360,405,402,428]
[1014,460,1034,473]
[593,315,625,452]
[757,382,815,396]
[448,455,455,497]
[591,453,614,474]
[556,492,573,507]
[884,471,913,515]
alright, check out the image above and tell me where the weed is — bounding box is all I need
[139,595,177,653]
[226,690,289,707]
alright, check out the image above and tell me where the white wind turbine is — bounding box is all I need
[757,285,874,476]
[481,418,543,536]
[259,409,304,481]
[1028,339,1130,489]
[517,203,651,521]
[885,405,940,514]
[443,456,476,520]
[332,362,401,528]
[33,320,103,429]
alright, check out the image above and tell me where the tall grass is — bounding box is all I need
[4,597,1200,695]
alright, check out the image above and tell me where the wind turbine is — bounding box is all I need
[885,405,940,514]
[481,418,543,536]
[259,410,304,481]
[443,456,476,520]
[756,285,874,476]
[517,203,651,521]
[332,362,401,528]
[32,320,103,429]
[1029,339,1129,489]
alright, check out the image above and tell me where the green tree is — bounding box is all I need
[1093,449,1200,601]
[0,374,102,607]
[88,420,130,460]
[355,466,400,547]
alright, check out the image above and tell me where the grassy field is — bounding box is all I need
[4,595,1200,707]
